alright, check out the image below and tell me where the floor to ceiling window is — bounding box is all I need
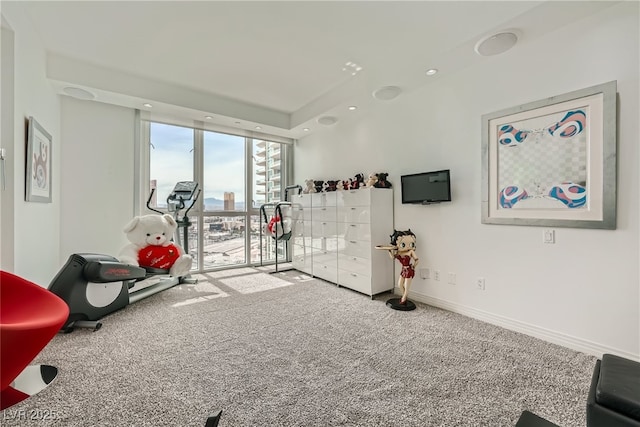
[142,119,292,273]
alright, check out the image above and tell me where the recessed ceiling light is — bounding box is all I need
[303,128,310,132]
[205,116,213,120]
[426,69,438,76]
[62,87,95,100]
[317,116,338,126]
[143,103,153,108]
[348,106,357,111]
[372,86,402,101]
[255,126,262,130]
[474,31,519,56]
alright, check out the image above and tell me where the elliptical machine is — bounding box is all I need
[49,181,201,332]
[147,180,200,268]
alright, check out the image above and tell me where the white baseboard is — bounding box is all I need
[403,289,639,362]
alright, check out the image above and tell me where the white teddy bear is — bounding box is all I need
[303,179,316,194]
[118,214,192,277]
[365,173,378,188]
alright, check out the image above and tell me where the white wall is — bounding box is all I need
[1,5,61,285]
[294,2,639,360]
[2,5,136,282]
[2,1,637,359]
[1,17,16,272]
[59,98,136,259]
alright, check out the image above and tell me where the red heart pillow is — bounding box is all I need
[138,244,180,270]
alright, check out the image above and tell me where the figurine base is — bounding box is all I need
[386,298,416,311]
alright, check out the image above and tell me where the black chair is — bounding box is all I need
[516,353,640,427]
[586,354,640,427]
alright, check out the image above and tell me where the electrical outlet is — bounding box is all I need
[543,229,555,244]
[476,277,485,290]
[448,272,456,285]
[434,270,441,281]
[420,268,430,279]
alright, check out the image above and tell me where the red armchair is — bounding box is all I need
[0,271,69,410]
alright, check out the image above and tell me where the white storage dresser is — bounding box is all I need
[290,193,312,275]
[310,192,338,283]
[290,188,394,298]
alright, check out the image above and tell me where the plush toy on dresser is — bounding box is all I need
[324,180,339,192]
[303,179,316,194]
[351,173,365,189]
[365,173,378,188]
[373,172,392,188]
[118,214,192,277]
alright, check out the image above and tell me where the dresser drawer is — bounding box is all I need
[338,269,371,295]
[338,239,371,259]
[338,254,371,276]
[314,262,338,283]
[310,236,338,252]
[291,242,309,257]
[312,191,337,207]
[338,188,371,207]
[313,250,337,267]
[291,234,312,248]
[291,206,311,221]
[312,206,336,222]
[290,194,312,208]
[292,219,311,235]
[337,206,371,224]
[291,245,313,274]
[311,220,337,238]
[338,222,371,241]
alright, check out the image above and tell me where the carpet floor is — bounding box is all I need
[2,267,596,426]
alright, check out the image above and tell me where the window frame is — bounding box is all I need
[136,114,294,272]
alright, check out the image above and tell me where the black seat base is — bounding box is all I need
[516,410,560,427]
[587,355,640,427]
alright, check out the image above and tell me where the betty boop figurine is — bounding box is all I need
[387,229,419,309]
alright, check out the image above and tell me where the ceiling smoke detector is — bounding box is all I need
[474,31,519,56]
[372,86,402,101]
[317,116,338,126]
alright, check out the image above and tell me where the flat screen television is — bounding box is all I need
[401,169,451,204]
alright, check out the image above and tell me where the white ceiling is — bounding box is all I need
[10,1,618,139]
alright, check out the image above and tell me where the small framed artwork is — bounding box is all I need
[481,81,617,229]
[25,116,52,203]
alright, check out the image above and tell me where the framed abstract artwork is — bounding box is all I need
[25,116,52,203]
[481,81,617,229]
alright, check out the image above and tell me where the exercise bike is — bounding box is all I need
[49,181,201,333]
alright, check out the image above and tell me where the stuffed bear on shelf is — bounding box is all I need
[365,173,378,188]
[351,173,365,190]
[118,214,192,277]
[373,172,392,188]
[324,180,339,192]
[303,179,316,194]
